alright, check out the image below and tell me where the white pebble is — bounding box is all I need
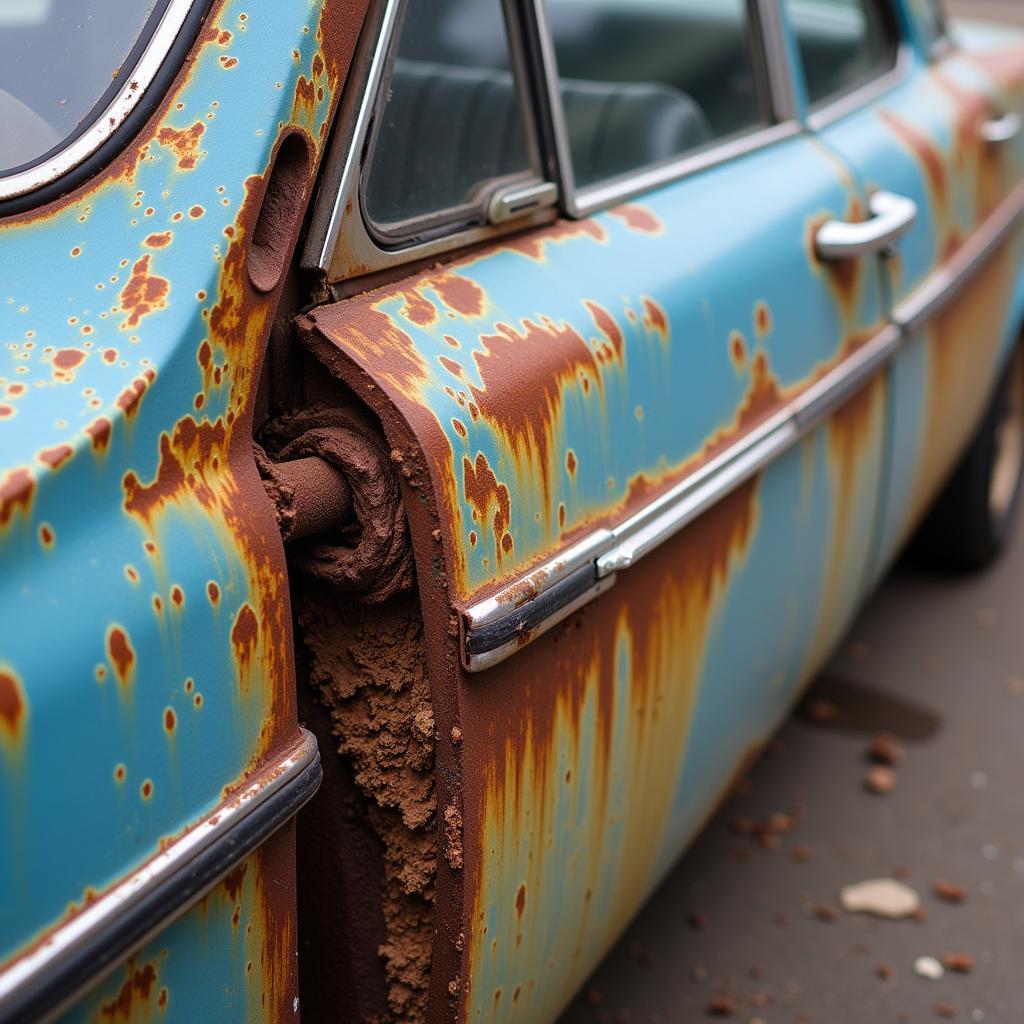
[914,956,944,981]
[839,878,921,919]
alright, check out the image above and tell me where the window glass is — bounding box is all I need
[917,0,947,51]
[545,0,767,190]
[0,0,162,175]
[362,0,535,239]
[783,0,896,108]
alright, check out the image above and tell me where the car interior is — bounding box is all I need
[363,0,885,231]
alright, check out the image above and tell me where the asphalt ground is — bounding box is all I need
[558,508,1024,1024]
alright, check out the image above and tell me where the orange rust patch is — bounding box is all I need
[38,523,54,548]
[0,468,34,527]
[231,603,259,687]
[879,109,947,205]
[53,348,86,373]
[219,55,238,69]
[38,444,73,470]
[463,453,513,565]
[99,960,157,1020]
[189,205,205,219]
[468,317,601,509]
[401,290,437,327]
[641,297,669,343]
[116,372,155,419]
[170,585,184,608]
[103,348,118,363]
[0,668,25,741]
[754,302,772,338]
[143,231,172,249]
[155,121,205,170]
[585,301,624,361]
[729,331,747,371]
[86,417,112,451]
[207,581,220,605]
[0,406,12,419]
[608,204,664,235]
[432,273,485,318]
[439,356,463,377]
[120,256,169,329]
[504,218,607,261]
[106,626,136,688]
[566,450,577,478]
[452,418,468,439]
[164,708,176,733]
[141,780,153,800]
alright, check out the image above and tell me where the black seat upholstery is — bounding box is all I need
[364,59,711,229]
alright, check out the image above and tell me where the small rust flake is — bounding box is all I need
[231,603,259,686]
[99,960,157,1021]
[0,668,26,740]
[155,121,205,170]
[0,468,34,527]
[106,626,136,688]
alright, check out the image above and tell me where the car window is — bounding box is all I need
[543,0,768,190]
[361,0,537,242]
[783,0,897,108]
[0,0,163,176]
[916,0,947,51]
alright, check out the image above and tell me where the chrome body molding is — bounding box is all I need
[0,730,322,1024]
[0,0,201,202]
[894,178,1024,335]
[462,181,1024,672]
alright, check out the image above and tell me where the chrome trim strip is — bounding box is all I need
[894,178,1024,335]
[0,0,200,202]
[569,121,803,219]
[0,730,321,1024]
[303,0,402,273]
[755,0,800,123]
[806,44,914,133]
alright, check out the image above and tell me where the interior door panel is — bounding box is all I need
[298,132,891,1021]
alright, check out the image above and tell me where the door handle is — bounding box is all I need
[981,111,1022,145]
[815,191,918,261]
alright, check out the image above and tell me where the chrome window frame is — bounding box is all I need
[536,0,804,219]
[359,0,550,247]
[792,0,913,132]
[302,0,560,291]
[0,0,200,203]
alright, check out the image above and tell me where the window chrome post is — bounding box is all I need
[754,0,801,125]
[522,0,580,217]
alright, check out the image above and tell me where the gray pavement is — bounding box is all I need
[559,512,1024,1024]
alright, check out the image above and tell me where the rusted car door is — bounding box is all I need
[291,0,900,1019]
[789,0,1024,571]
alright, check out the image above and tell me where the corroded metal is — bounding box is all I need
[0,0,369,1018]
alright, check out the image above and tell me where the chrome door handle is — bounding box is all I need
[981,111,1022,144]
[815,191,918,261]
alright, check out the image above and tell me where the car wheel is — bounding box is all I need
[909,340,1024,573]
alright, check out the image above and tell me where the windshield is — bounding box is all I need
[0,0,164,176]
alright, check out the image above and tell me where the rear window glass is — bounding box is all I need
[0,0,163,176]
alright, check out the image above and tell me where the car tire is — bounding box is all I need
[908,340,1024,573]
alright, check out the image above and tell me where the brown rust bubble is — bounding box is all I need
[98,959,157,1020]
[641,296,669,343]
[207,581,220,605]
[143,231,172,249]
[141,779,153,800]
[0,468,34,527]
[608,203,664,235]
[106,626,136,688]
[754,301,772,338]
[164,708,176,733]
[463,453,512,565]
[0,668,26,740]
[86,417,112,451]
[231,603,259,686]
[53,348,86,373]
[729,331,747,371]
[38,523,54,548]
[38,444,73,470]
[170,585,184,608]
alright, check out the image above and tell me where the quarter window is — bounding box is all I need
[0,0,162,176]
[545,0,769,190]
[782,0,897,108]
[361,0,540,243]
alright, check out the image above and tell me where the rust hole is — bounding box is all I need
[247,131,312,294]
